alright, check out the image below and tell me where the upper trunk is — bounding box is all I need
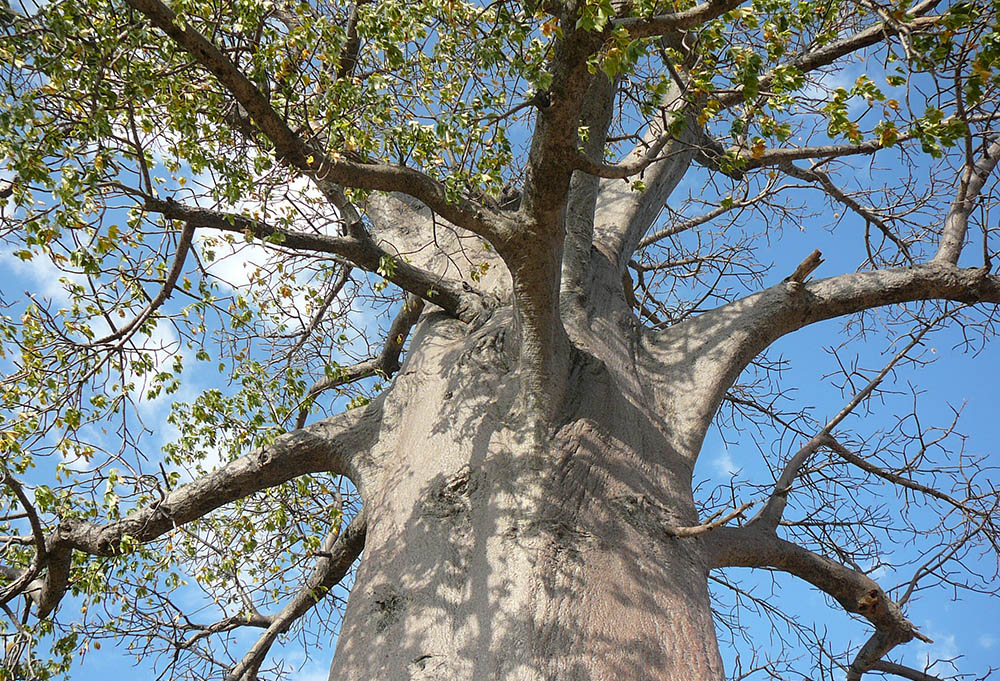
[328,310,725,681]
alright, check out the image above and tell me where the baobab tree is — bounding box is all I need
[1,0,999,679]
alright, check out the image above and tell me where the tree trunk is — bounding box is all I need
[328,311,726,681]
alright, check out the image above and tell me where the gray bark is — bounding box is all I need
[328,311,727,681]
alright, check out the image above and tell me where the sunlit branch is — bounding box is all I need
[294,295,425,429]
[703,529,932,666]
[663,500,756,537]
[615,0,747,37]
[715,0,944,110]
[934,137,1000,264]
[562,74,617,303]
[226,510,367,681]
[140,196,486,323]
[124,0,513,243]
[593,82,700,269]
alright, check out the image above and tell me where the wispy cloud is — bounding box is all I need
[712,448,741,477]
[921,630,959,674]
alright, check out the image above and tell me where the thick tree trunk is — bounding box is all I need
[328,311,725,681]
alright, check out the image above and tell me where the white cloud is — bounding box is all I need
[979,634,996,649]
[712,448,741,477]
[0,248,85,305]
[921,631,959,673]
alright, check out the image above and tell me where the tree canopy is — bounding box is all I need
[1,0,1000,678]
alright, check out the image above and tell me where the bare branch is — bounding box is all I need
[823,436,983,517]
[141,196,487,323]
[787,249,824,284]
[663,501,756,537]
[703,528,932,653]
[749,310,950,530]
[869,660,946,681]
[562,74,617,305]
[593,84,700,270]
[636,187,772,250]
[226,510,367,681]
[934,137,1000,264]
[294,295,425,429]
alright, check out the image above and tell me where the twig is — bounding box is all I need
[664,501,756,537]
[787,249,824,283]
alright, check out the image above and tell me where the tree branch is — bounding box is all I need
[88,222,196,346]
[715,0,944,110]
[0,471,47,611]
[749,311,948,530]
[226,510,367,681]
[663,500,756,537]
[294,295,424,429]
[777,161,912,263]
[823,436,985,517]
[869,660,946,681]
[142,196,487,323]
[614,0,747,37]
[703,528,932,666]
[562,74,617,306]
[124,0,512,243]
[934,137,1000,264]
[593,82,701,271]
[646,260,998,461]
[9,402,381,619]
[636,186,773,250]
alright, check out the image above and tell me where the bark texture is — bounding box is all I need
[329,311,726,681]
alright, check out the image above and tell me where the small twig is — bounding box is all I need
[664,501,756,537]
[88,221,196,347]
[787,249,824,283]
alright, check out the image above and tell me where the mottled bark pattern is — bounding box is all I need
[330,311,725,681]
